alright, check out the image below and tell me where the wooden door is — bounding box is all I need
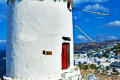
[62,43,70,69]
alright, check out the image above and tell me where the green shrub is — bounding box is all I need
[90,64,96,69]
[106,66,110,70]
[79,63,88,70]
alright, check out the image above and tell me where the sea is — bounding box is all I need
[0,50,6,78]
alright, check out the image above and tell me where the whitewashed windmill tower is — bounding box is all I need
[4,0,80,80]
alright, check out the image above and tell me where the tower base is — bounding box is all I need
[3,67,81,80]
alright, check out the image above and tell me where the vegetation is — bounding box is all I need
[79,63,97,70]
[98,53,109,58]
[102,66,105,73]
[79,63,88,70]
[89,64,96,69]
[106,66,110,70]
[114,61,120,63]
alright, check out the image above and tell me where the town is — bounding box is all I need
[74,40,120,79]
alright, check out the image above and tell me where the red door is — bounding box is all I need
[62,43,70,69]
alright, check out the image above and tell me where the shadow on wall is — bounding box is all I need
[7,0,67,4]
[7,0,73,12]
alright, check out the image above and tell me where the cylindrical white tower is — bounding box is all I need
[4,0,80,80]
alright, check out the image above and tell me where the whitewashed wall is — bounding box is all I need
[6,0,73,80]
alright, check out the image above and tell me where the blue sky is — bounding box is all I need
[73,0,120,44]
[0,0,120,50]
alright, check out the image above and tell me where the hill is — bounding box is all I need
[74,40,120,52]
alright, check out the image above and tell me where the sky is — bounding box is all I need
[73,0,120,44]
[0,0,120,50]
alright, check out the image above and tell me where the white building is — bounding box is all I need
[79,52,87,58]
[74,58,90,65]
[100,62,111,69]
[4,0,80,80]
[94,57,99,63]
[74,52,92,65]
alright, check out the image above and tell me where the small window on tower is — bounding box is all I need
[43,50,52,55]
[62,37,71,41]
[46,51,52,55]
[43,50,46,54]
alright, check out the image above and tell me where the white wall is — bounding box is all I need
[75,58,90,65]
[6,0,73,80]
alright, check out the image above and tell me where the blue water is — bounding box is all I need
[0,50,6,59]
[0,50,6,78]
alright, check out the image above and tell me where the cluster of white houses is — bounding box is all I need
[74,43,120,73]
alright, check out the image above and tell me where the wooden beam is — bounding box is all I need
[73,23,95,43]
[73,8,111,16]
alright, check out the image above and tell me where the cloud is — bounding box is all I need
[0,40,6,50]
[74,16,77,20]
[83,4,109,12]
[74,0,108,4]
[77,35,87,40]
[0,0,7,4]
[0,0,7,22]
[105,21,120,27]
[85,18,90,22]
[92,34,117,42]
[0,40,6,43]
[0,19,3,22]
[0,14,6,18]
[0,0,7,3]
[107,36,116,40]
[96,17,104,19]
[0,14,7,22]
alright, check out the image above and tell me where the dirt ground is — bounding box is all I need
[80,69,120,80]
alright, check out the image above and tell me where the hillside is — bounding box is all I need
[74,40,120,52]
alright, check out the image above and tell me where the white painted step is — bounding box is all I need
[61,67,81,80]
